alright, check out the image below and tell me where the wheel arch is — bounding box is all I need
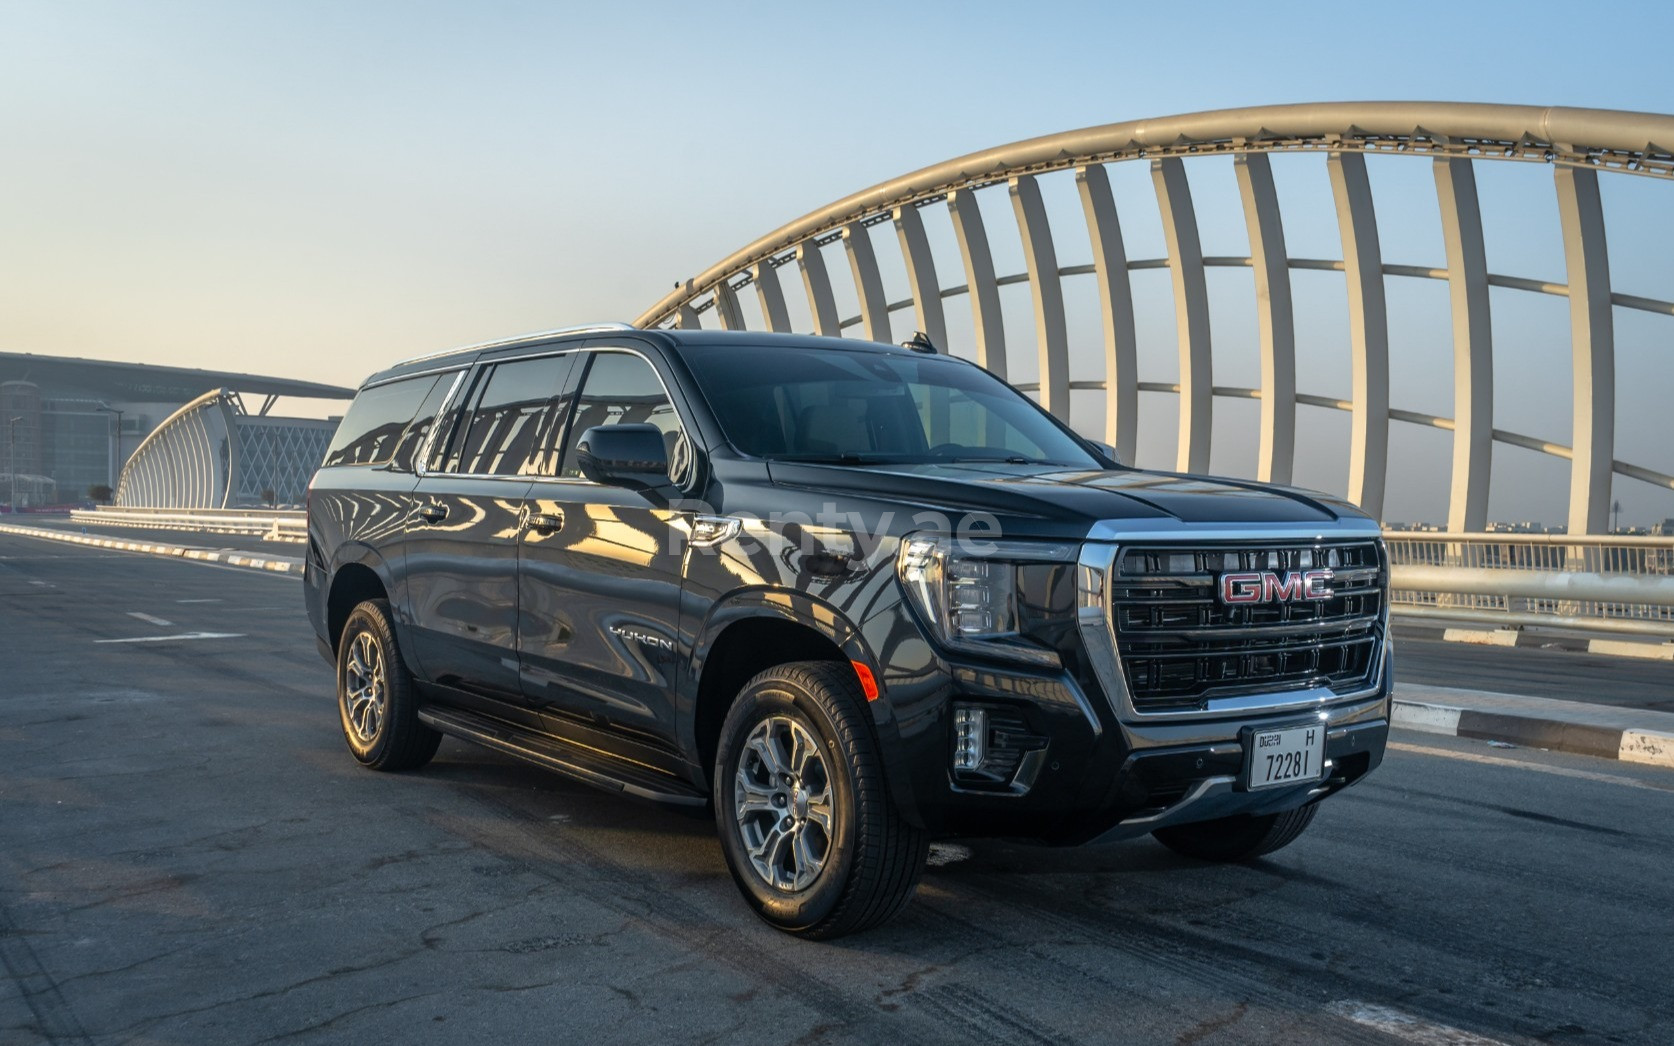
[685,590,922,828]
[325,544,395,655]
[686,590,873,783]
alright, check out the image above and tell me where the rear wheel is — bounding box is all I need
[1152,804,1318,862]
[337,599,441,771]
[714,661,927,939]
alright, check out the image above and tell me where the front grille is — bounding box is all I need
[1112,541,1385,713]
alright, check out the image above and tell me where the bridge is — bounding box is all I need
[2,101,1673,1046]
[59,102,1674,641]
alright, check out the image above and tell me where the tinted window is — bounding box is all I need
[323,375,441,468]
[452,353,576,476]
[560,351,686,481]
[390,371,461,472]
[682,346,1097,467]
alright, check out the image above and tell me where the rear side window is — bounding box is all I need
[322,375,442,468]
[390,372,460,472]
[450,353,577,476]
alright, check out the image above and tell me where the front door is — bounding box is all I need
[518,346,693,747]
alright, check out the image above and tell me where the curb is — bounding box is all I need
[1392,697,1674,770]
[1420,624,1674,661]
[0,523,304,576]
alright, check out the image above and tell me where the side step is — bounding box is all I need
[418,706,708,807]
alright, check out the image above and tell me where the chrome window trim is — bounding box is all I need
[415,344,698,488]
[1077,520,1391,724]
[363,363,467,390]
[385,322,634,370]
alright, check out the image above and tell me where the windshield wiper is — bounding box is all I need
[943,455,1069,466]
[767,453,889,465]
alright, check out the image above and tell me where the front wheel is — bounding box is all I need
[1152,804,1319,862]
[714,661,927,939]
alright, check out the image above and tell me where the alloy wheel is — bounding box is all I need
[733,715,834,892]
[343,630,387,744]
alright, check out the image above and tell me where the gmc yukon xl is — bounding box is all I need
[305,324,1390,939]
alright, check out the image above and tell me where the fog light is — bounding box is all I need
[952,706,988,771]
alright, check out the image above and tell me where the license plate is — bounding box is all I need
[1245,723,1326,791]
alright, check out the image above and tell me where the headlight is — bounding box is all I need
[896,535,1077,666]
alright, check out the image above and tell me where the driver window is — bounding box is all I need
[559,351,688,482]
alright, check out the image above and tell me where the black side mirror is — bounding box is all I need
[575,424,670,491]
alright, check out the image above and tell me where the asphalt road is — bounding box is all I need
[2,532,1672,1045]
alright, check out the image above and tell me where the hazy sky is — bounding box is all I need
[2,0,1671,525]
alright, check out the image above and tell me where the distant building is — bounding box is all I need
[0,352,351,509]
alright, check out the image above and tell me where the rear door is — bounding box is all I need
[517,344,695,745]
[403,349,578,718]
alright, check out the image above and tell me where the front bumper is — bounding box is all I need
[888,652,1391,844]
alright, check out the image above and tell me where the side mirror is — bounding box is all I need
[575,424,670,491]
[1090,440,1121,466]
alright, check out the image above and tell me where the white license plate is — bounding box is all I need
[1245,724,1326,791]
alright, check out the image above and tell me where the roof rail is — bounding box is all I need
[389,322,639,368]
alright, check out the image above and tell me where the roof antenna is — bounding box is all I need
[902,331,938,354]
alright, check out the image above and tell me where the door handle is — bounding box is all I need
[527,511,564,534]
[416,503,448,525]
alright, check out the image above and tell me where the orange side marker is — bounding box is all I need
[850,660,880,701]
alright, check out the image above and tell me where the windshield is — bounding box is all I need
[682,345,1100,467]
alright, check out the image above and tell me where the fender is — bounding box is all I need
[681,586,927,828]
[321,541,407,651]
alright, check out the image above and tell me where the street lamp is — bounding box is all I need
[7,416,21,514]
[96,403,125,497]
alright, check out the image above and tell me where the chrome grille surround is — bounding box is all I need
[1077,519,1390,723]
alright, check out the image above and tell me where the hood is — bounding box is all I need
[764,460,1367,528]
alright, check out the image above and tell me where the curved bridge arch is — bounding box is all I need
[635,102,1674,534]
[116,389,241,509]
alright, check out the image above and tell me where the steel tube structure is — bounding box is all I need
[635,102,1674,533]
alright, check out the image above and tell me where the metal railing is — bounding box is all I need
[58,505,1674,637]
[1385,532,1674,637]
[70,506,306,543]
[635,102,1674,538]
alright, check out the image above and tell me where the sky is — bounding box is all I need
[1,0,1671,526]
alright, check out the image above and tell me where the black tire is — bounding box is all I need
[1152,804,1319,862]
[714,661,928,940]
[336,598,441,772]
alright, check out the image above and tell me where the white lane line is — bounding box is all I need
[94,632,245,644]
[1388,741,1674,794]
[1325,1000,1511,1046]
[175,598,222,604]
[126,612,174,627]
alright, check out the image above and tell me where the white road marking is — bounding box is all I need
[1325,1000,1511,1045]
[175,598,222,604]
[94,632,245,644]
[126,612,174,627]
[28,580,49,586]
[1388,741,1674,793]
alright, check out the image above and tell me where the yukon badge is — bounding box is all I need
[1218,569,1334,605]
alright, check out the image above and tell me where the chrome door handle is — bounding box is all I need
[416,503,448,524]
[527,511,564,534]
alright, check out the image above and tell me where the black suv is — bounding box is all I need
[305,324,1390,938]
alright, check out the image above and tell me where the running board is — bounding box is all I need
[418,706,708,807]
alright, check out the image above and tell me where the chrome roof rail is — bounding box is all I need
[389,322,638,369]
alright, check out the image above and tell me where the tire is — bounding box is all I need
[1152,804,1319,862]
[337,598,441,772]
[714,661,928,940]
